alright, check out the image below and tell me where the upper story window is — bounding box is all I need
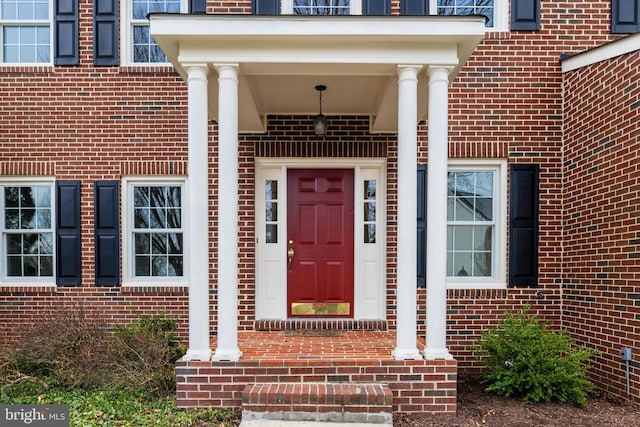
[123,178,186,284]
[122,0,184,64]
[1,183,54,281]
[0,0,52,64]
[282,0,362,14]
[434,0,497,28]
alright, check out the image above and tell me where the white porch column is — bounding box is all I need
[184,64,212,361]
[423,66,454,360]
[392,65,423,360]
[212,64,243,361]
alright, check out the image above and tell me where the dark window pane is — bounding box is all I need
[266,180,277,200]
[364,224,376,243]
[365,180,376,199]
[266,224,277,243]
[168,233,182,254]
[7,256,21,276]
[134,207,149,228]
[364,202,376,222]
[168,256,183,275]
[135,255,150,276]
[5,209,19,229]
[134,186,149,207]
[20,208,36,228]
[7,234,21,254]
[23,255,38,276]
[135,233,151,255]
[266,202,277,221]
[40,255,53,276]
[39,233,53,255]
[5,187,19,207]
[152,233,167,254]
[152,255,167,276]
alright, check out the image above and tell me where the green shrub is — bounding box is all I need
[111,314,187,395]
[474,307,597,406]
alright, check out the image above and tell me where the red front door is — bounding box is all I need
[287,169,354,317]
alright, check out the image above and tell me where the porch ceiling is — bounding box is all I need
[150,14,485,133]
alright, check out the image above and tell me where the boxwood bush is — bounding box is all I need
[474,307,598,406]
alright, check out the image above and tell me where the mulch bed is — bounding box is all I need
[394,373,640,426]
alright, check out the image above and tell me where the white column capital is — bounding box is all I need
[184,63,209,79]
[397,64,423,77]
[214,63,240,75]
[427,65,454,83]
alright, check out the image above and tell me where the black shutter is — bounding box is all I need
[511,0,540,31]
[612,0,640,33]
[363,0,391,15]
[252,0,279,14]
[189,0,206,14]
[417,164,427,287]
[401,0,428,15]
[93,0,118,66]
[95,181,120,286]
[54,0,79,65]
[509,164,539,287]
[56,181,81,286]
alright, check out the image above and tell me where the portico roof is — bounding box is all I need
[150,14,485,133]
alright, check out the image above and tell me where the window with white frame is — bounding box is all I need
[447,161,506,288]
[122,0,183,64]
[1,183,54,280]
[0,0,52,64]
[124,180,185,283]
[432,0,505,29]
[282,0,361,14]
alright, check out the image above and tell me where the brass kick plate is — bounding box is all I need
[291,302,350,315]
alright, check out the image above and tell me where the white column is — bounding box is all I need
[423,66,454,360]
[184,64,212,361]
[392,65,423,361]
[212,64,242,362]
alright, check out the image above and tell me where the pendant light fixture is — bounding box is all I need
[313,84,327,136]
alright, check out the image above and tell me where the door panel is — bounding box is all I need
[287,169,354,317]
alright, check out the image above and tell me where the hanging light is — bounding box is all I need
[313,84,327,136]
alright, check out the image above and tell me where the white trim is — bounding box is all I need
[0,178,56,284]
[561,33,640,73]
[446,159,507,290]
[255,158,386,321]
[121,176,188,287]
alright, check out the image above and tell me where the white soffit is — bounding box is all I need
[150,15,485,133]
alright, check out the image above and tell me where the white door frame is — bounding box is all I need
[255,157,387,320]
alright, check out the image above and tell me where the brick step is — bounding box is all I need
[241,383,393,424]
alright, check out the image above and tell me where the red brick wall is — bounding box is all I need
[562,48,640,402]
[0,0,636,402]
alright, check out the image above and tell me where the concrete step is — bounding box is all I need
[241,383,393,425]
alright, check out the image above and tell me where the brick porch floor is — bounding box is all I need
[177,330,458,414]
[219,330,426,360]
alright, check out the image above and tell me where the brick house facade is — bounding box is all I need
[1,0,639,413]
